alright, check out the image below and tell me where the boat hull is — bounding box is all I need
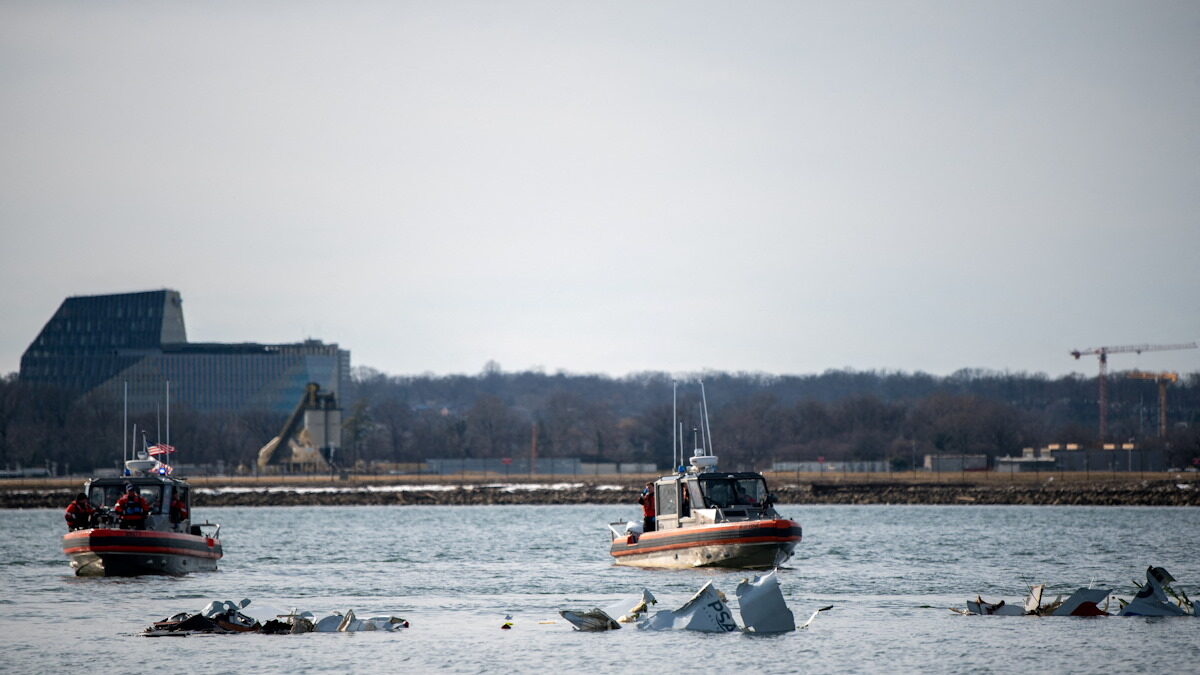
[610,518,801,570]
[62,528,222,577]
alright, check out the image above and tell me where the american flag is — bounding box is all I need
[147,443,176,456]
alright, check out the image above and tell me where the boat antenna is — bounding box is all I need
[672,381,678,471]
[700,379,714,454]
[678,422,684,467]
[166,379,171,463]
[131,423,137,464]
[123,381,128,464]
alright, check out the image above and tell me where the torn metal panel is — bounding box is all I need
[735,569,796,633]
[959,584,1109,617]
[560,589,658,631]
[965,598,1025,616]
[1119,566,1194,617]
[637,581,739,632]
[1049,588,1111,616]
[314,614,343,632]
[1023,585,1044,614]
[560,609,621,631]
[602,589,657,624]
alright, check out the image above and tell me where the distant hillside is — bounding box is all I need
[3,367,1198,474]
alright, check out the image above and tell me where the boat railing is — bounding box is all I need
[193,522,221,540]
[91,508,119,529]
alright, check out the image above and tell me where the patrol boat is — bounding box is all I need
[608,384,801,569]
[61,456,223,576]
[609,449,802,569]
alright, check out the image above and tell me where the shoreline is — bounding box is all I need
[4,478,1197,508]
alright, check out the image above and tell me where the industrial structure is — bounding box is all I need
[19,290,351,415]
[1126,370,1179,438]
[995,443,1167,473]
[256,383,342,472]
[1069,342,1196,439]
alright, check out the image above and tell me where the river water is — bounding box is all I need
[2,504,1198,673]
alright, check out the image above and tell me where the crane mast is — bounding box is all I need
[1126,371,1179,438]
[1070,342,1196,440]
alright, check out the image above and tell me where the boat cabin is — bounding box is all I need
[85,475,193,533]
[652,471,775,530]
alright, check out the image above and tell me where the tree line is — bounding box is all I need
[2,366,1199,474]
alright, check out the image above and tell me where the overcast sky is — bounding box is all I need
[2,1,1197,379]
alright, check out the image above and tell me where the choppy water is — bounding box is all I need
[1,504,1198,673]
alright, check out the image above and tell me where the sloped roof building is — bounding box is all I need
[19,290,351,414]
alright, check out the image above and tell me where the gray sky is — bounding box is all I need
[2,1,1198,379]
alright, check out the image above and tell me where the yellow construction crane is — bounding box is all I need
[1126,370,1179,438]
[1070,342,1196,439]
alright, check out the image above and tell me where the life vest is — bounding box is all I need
[65,501,94,524]
[117,494,148,519]
[638,490,655,517]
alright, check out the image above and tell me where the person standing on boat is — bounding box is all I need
[169,492,189,529]
[64,493,96,531]
[638,482,655,532]
[114,484,150,530]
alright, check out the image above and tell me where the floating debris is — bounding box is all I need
[561,573,824,634]
[1048,588,1112,616]
[637,581,739,632]
[798,605,834,630]
[1118,567,1196,617]
[144,600,409,636]
[559,609,619,631]
[559,590,657,631]
[735,570,795,633]
[957,585,1111,617]
[954,565,1198,618]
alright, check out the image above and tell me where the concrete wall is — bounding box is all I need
[772,461,890,473]
[923,454,988,472]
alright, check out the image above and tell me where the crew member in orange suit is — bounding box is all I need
[638,482,656,532]
[114,484,150,530]
[64,492,96,530]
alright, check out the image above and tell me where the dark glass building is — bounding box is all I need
[19,290,351,414]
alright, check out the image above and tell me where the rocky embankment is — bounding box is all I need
[792,481,1200,506]
[3,480,1198,508]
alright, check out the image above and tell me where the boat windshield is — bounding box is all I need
[698,477,767,509]
[89,484,165,513]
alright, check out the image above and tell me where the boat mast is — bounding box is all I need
[700,380,714,454]
[678,423,684,467]
[672,381,678,471]
[123,381,128,464]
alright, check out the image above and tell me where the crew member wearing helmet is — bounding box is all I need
[114,484,150,530]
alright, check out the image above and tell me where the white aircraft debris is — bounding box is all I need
[954,565,1198,618]
[637,581,739,633]
[1118,566,1196,617]
[560,589,658,631]
[563,574,829,634]
[560,609,621,631]
[735,570,796,633]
